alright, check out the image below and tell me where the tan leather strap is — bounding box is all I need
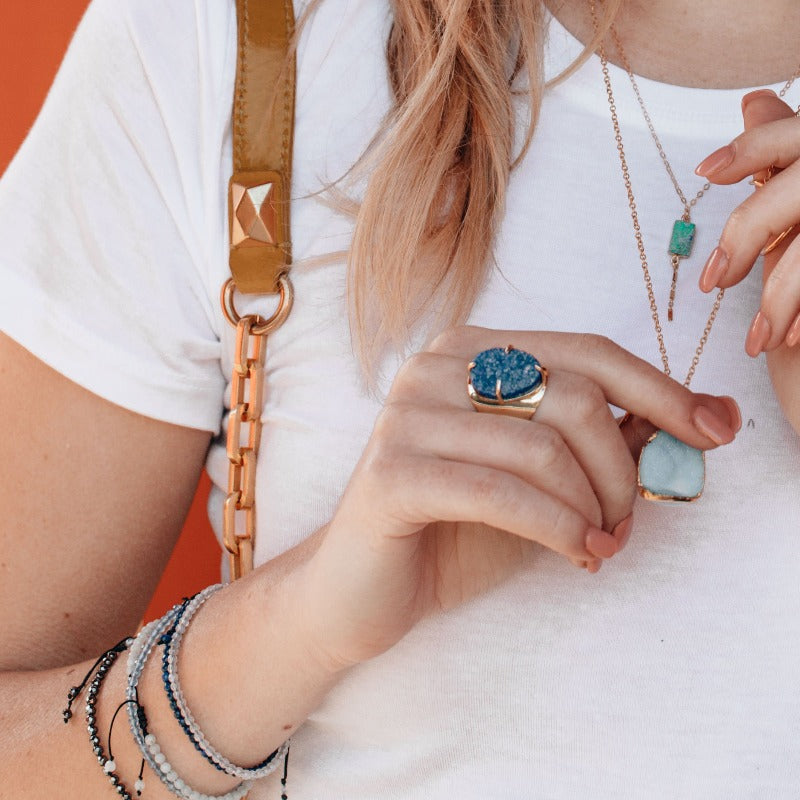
[228,0,296,295]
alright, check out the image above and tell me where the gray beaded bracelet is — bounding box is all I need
[125,592,253,800]
[162,586,289,780]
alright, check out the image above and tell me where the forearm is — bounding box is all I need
[2,541,343,798]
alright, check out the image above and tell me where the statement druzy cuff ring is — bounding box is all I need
[467,346,548,420]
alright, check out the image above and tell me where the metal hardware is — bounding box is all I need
[220,277,293,579]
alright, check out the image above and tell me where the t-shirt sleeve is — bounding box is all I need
[0,0,235,433]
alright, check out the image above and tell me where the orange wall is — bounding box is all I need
[0,2,222,620]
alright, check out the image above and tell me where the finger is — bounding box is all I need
[746,231,800,352]
[380,400,602,528]
[383,453,617,562]
[422,330,738,450]
[529,370,637,531]
[698,157,800,295]
[741,93,800,351]
[568,556,602,572]
[698,93,799,293]
[742,89,795,132]
[617,412,657,458]
[742,90,797,186]
[694,91,800,351]
[695,92,798,184]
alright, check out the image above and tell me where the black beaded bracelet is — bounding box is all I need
[63,638,141,799]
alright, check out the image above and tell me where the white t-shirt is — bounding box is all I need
[1,0,799,797]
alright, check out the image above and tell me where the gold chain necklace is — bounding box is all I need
[608,25,800,322]
[589,4,800,502]
[588,2,724,501]
[609,25,710,322]
[595,38,725,388]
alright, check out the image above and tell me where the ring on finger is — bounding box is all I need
[752,165,797,254]
[467,345,548,420]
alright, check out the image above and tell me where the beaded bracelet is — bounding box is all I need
[63,637,139,799]
[161,586,289,780]
[126,592,253,800]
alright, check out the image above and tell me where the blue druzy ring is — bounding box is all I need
[467,345,548,420]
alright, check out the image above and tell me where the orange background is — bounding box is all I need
[0,1,221,620]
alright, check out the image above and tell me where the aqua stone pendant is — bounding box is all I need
[668,219,696,257]
[637,430,705,502]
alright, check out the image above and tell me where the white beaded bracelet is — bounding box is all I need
[125,591,253,800]
[162,587,289,780]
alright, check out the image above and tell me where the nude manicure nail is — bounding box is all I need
[611,514,634,551]
[785,312,800,347]
[586,559,602,574]
[745,310,772,357]
[585,527,619,560]
[699,246,729,292]
[741,88,777,111]
[719,396,742,433]
[692,405,735,446]
[695,144,735,176]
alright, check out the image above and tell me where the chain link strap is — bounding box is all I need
[220,277,294,579]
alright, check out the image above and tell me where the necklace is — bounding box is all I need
[590,2,800,502]
[608,25,711,322]
[591,2,725,502]
[595,34,800,501]
[608,26,800,322]
[590,3,800,501]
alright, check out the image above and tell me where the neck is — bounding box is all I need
[548,0,800,89]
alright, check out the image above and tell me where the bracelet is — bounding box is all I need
[63,637,139,800]
[161,586,289,779]
[126,592,253,800]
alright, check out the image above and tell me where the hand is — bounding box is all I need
[299,327,739,669]
[695,89,800,429]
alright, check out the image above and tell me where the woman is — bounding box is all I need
[1,0,798,796]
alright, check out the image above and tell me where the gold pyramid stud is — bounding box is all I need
[231,181,278,247]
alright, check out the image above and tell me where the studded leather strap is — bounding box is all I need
[228,0,296,295]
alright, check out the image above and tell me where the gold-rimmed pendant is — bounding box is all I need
[637,429,705,503]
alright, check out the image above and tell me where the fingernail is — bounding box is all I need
[699,246,729,292]
[586,559,602,574]
[719,396,742,432]
[786,312,800,347]
[695,144,735,176]
[611,514,634,551]
[741,88,777,111]
[585,527,619,559]
[745,310,772,356]
[692,405,736,445]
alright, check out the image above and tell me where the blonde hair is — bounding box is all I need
[308,1,624,370]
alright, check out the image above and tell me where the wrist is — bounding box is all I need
[171,556,344,768]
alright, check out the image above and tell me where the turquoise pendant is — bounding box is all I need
[668,219,696,257]
[637,430,705,502]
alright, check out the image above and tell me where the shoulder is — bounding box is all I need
[71,0,237,103]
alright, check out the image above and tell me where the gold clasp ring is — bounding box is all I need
[221,274,295,335]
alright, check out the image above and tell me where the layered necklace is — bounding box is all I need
[589,2,799,501]
[609,24,711,322]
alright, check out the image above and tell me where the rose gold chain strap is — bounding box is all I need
[221,276,294,580]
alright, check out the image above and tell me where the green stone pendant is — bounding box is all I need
[668,219,696,257]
